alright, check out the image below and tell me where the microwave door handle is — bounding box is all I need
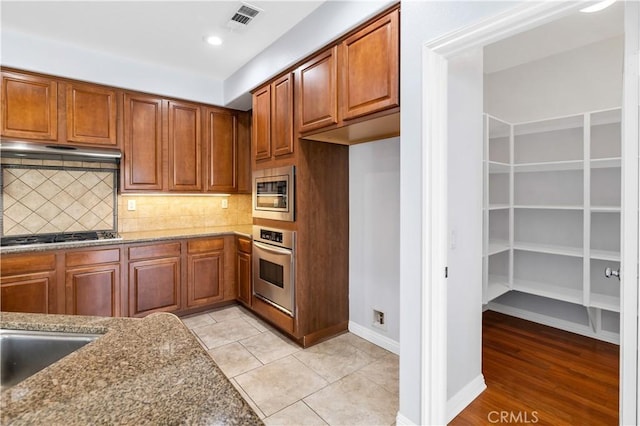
[254,241,292,255]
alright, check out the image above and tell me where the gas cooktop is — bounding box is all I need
[1,231,121,247]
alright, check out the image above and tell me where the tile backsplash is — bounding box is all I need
[2,159,117,236]
[1,157,253,236]
[117,194,252,233]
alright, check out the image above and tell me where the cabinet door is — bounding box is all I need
[187,251,224,308]
[236,111,252,193]
[236,251,251,306]
[129,257,181,317]
[168,100,202,191]
[1,71,58,141]
[123,93,164,190]
[66,83,118,146]
[340,9,399,120]
[66,264,120,317]
[1,271,57,314]
[253,85,272,161]
[297,47,338,133]
[272,73,294,157]
[205,108,237,192]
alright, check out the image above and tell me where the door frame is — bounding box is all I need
[420,2,639,424]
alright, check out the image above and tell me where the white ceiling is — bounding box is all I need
[1,1,324,80]
[484,1,624,74]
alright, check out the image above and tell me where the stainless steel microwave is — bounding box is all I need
[252,165,295,222]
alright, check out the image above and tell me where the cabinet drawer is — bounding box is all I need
[188,238,224,254]
[237,237,252,254]
[1,253,56,275]
[128,242,181,260]
[66,248,120,267]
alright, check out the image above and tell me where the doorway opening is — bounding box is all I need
[420,1,638,424]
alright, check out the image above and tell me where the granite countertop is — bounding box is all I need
[0,311,263,425]
[0,225,253,254]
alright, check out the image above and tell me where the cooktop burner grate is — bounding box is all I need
[1,231,120,247]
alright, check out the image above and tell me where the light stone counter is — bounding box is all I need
[0,311,263,425]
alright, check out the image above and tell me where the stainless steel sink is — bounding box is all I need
[1,329,99,391]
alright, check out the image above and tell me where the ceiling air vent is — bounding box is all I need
[227,2,263,30]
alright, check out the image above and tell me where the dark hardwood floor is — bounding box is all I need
[450,311,619,426]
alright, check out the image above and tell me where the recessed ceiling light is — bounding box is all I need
[580,0,616,13]
[205,35,223,46]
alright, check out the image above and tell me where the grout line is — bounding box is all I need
[301,400,330,425]
[231,377,267,420]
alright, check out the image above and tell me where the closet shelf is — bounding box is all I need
[487,240,510,256]
[590,248,620,261]
[512,279,582,305]
[514,160,583,172]
[590,157,621,169]
[488,204,510,210]
[590,294,620,313]
[486,276,510,302]
[488,161,510,174]
[513,242,582,258]
[591,206,621,213]
[514,204,583,211]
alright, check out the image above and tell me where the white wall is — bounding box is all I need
[223,1,393,110]
[484,35,624,122]
[349,137,400,353]
[1,29,224,106]
[399,2,517,424]
[446,48,485,412]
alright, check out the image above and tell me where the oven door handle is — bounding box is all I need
[253,241,293,256]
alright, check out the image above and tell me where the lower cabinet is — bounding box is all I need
[0,253,60,314]
[128,242,182,317]
[236,237,252,307]
[186,238,225,308]
[65,247,121,317]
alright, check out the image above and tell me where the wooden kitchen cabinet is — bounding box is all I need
[296,48,338,134]
[66,82,118,146]
[0,252,60,314]
[123,93,164,191]
[128,242,182,317]
[236,236,252,307]
[205,108,236,192]
[236,111,252,193]
[339,8,399,120]
[168,100,202,191]
[65,247,122,317]
[186,238,225,308]
[252,72,294,163]
[1,71,58,141]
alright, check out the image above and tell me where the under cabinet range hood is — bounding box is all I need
[0,141,122,162]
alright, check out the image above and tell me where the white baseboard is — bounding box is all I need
[395,412,415,425]
[446,374,487,423]
[348,321,400,355]
[487,302,620,345]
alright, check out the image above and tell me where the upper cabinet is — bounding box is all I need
[123,93,164,191]
[168,100,202,192]
[252,72,294,163]
[251,5,400,149]
[205,108,237,192]
[1,71,58,141]
[339,8,399,120]
[1,70,120,147]
[66,83,118,146]
[296,48,338,134]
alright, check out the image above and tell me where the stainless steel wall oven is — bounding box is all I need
[252,226,295,316]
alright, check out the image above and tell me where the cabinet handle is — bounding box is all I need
[604,267,620,280]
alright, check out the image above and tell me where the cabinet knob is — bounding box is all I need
[604,267,620,280]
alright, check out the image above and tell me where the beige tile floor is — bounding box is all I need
[182,305,399,426]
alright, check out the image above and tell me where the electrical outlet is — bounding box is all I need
[127,199,136,211]
[373,309,386,330]
[221,199,228,209]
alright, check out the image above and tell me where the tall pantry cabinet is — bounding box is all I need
[483,108,622,343]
